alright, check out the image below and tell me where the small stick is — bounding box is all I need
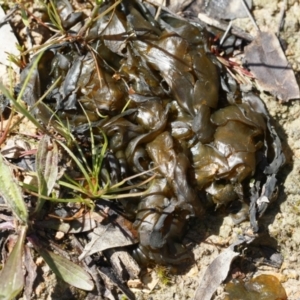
[154,0,165,20]
[197,13,253,42]
[0,109,14,147]
[241,0,260,31]
[145,0,187,21]
[219,21,233,46]
[0,5,18,27]
[277,0,287,34]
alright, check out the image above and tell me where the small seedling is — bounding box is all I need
[155,265,173,286]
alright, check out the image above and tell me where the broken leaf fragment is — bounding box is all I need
[193,236,254,300]
[244,31,300,101]
[79,223,136,260]
[188,0,252,20]
[36,211,98,233]
[30,237,94,291]
[36,135,59,197]
[0,226,27,300]
[165,0,194,13]
[34,135,59,214]
[0,154,28,224]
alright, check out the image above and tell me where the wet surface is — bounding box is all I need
[19,0,285,266]
[224,274,287,300]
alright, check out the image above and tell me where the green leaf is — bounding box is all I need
[0,226,27,300]
[0,154,28,224]
[36,135,58,196]
[20,7,30,27]
[35,246,94,291]
[35,135,59,214]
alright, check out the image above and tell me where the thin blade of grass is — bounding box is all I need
[5,76,62,137]
[47,0,64,33]
[109,167,158,190]
[0,154,28,224]
[62,172,82,186]
[78,102,105,181]
[56,139,93,191]
[0,226,27,300]
[20,187,95,209]
[20,7,30,27]
[106,173,157,193]
[39,104,74,144]
[58,180,90,194]
[102,174,157,199]
[0,82,45,134]
[0,50,50,134]
[94,130,108,181]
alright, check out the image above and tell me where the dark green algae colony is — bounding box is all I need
[21,0,284,265]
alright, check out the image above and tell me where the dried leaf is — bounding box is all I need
[37,212,97,233]
[0,226,27,300]
[187,0,252,20]
[107,250,141,281]
[0,221,15,231]
[36,135,59,196]
[79,223,136,260]
[193,236,254,300]
[24,245,37,300]
[165,0,194,13]
[1,137,30,159]
[98,266,136,300]
[0,154,28,224]
[32,240,94,291]
[244,31,300,102]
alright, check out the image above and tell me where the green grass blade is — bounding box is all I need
[56,139,93,191]
[0,82,45,133]
[93,130,108,181]
[0,226,27,300]
[0,154,28,224]
[0,50,50,134]
[49,0,65,33]
[20,7,29,27]
[58,180,89,194]
[0,77,61,137]
[60,173,82,188]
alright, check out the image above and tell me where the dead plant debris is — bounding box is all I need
[0,0,299,299]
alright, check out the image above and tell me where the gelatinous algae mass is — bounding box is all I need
[20,0,284,264]
[224,274,287,300]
